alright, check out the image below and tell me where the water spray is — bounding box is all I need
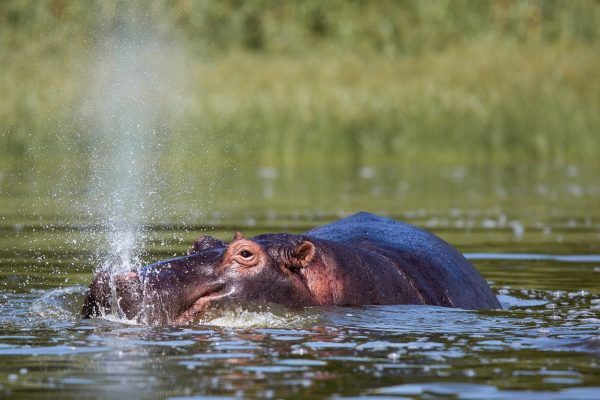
[81,22,181,318]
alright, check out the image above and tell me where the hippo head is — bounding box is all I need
[82,233,321,324]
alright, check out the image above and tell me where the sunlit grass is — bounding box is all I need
[172,41,600,165]
[1,1,599,165]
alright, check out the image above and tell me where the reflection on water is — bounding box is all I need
[1,162,600,398]
[0,273,599,399]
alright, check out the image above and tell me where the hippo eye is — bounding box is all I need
[233,246,259,267]
[239,250,253,259]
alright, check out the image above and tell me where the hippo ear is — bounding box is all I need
[293,241,315,267]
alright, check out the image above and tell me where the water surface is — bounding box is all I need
[1,162,599,399]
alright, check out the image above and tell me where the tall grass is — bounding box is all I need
[174,43,600,166]
[1,0,600,165]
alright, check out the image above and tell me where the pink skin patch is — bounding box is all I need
[174,288,234,324]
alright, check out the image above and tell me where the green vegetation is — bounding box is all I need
[1,0,600,165]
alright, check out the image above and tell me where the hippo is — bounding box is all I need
[82,212,500,324]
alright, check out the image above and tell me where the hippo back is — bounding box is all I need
[305,212,499,309]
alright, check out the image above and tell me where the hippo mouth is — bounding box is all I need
[82,271,231,324]
[174,284,231,324]
[83,246,232,324]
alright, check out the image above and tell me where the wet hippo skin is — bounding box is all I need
[82,212,501,324]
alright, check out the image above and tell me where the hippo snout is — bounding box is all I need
[82,270,144,320]
[82,247,230,324]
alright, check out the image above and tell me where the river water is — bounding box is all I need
[0,162,599,399]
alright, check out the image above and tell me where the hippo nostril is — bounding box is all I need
[115,271,141,288]
[113,271,141,288]
[119,271,139,281]
[112,272,144,320]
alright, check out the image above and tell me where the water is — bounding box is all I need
[1,161,600,399]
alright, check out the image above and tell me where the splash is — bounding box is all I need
[200,305,326,328]
[30,286,89,321]
[86,32,163,274]
[78,20,186,322]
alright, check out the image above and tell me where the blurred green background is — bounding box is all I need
[1,0,599,224]
[2,0,600,162]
